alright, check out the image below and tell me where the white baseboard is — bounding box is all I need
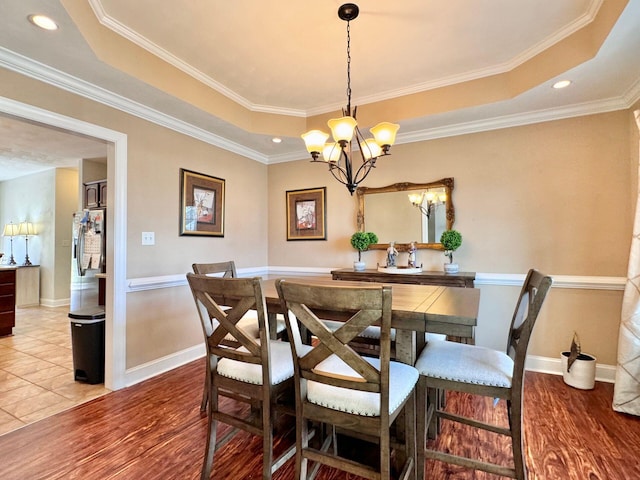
[526,354,616,383]
[124,343,205,387]
[40,297,70,308]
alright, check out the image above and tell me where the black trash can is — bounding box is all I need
[69,306,105,384]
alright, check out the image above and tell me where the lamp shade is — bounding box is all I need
[3,223,19,237]
[18,222,36,236]
[370,122,400,147]
[328,116,357,143]
[302,130,330,155]
[361,138,383,160]
[322,142,342,163]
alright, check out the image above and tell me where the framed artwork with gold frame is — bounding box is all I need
[180,168,225,237]
[286,187,326,241]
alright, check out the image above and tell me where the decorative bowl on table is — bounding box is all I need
[377,265,422,274]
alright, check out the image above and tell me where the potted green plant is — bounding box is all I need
[350,231,378,271]
[440,229,462,273]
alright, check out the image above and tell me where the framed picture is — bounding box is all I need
[180,168,225,236]
[286,187,326,241]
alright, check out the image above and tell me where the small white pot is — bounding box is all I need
[561,351,596,390]
[443,263,459,273]
[353,261,366,271]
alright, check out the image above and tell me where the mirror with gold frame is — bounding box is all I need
[356,178,455,251]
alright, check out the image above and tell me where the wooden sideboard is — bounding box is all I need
[0,268,16,336]
[330,268,476,288]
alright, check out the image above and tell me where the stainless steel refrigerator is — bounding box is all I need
[70,208,105,312]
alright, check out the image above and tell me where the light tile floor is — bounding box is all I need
[0,306,110,436]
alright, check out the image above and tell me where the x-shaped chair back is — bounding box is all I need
[187,273,269,378]
[276,279,392,398]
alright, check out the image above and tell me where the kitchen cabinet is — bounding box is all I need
[84,180,107,208]
[0,268,16,336]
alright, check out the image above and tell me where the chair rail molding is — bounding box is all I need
[127,269,625,292]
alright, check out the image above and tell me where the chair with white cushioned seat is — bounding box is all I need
[192,261,286,412]
[276,279,418,480]
[186,273,296,480]
[415,268,552,480]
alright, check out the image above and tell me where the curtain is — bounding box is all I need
[613,109,640,415]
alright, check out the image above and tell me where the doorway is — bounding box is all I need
[0,96,128,391]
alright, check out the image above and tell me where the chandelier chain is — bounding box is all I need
[346,20,352,114]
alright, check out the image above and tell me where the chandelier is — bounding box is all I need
[301,3,399,195]
[408,190,447,220]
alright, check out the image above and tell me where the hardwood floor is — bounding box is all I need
[0,359,638,479]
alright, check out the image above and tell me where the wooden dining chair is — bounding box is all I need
[415,268,552,480]
[192,261,286,411]
[276,278,418,480]
[186,273,296,480]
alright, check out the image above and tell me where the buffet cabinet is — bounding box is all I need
[0,268,16,336]
[330,268,476,288]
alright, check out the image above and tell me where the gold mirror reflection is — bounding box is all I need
[356,178,455,251]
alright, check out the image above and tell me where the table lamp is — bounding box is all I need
[18,221,36,266]
[2,222,19,265]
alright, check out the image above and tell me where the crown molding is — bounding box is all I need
[88,0,307,118]
[623,77,640,105]
[89,0,601,118]
[1,43,636,168]
[0,47,269,164]
[395,96,629,146]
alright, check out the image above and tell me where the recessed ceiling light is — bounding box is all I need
[272,137,282,144]
[552,80,572,89]
[28,14,58,31]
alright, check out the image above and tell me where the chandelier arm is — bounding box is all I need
[327,162,350,185]
[342,148,355,187]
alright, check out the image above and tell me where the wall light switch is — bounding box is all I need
[142,232,155,245]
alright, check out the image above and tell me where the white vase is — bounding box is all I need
[353,261,366,271]
[561,351,596,390]
[443,263,459,273]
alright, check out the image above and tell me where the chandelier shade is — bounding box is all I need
[409,191,447,219]
[301,3,399,194]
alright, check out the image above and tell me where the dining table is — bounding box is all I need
[260,275,481,366]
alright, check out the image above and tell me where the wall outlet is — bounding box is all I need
[141,232,155,245]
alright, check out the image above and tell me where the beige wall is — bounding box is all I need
[54,168,80,301]
[82,158,107,184]
[1,65,635,372]
[0,170,53,297]
[268,112,634,364]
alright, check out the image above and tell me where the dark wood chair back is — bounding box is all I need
[187,273,269,373]
[192,260,238,278]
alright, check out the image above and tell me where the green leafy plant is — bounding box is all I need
[350,231,378,261]
[440,229,462,264]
